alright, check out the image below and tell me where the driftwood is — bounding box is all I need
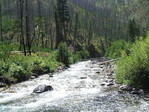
[99,59,118,65]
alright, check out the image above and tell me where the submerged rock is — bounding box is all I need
[33,85,53,93]
[101,83,106,86]
[107,83,114,86]
[80,77,87,79]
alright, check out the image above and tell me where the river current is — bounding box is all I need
[0,60,149,112]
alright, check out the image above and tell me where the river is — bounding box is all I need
[0,60,149,112]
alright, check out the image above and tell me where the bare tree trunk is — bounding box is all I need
[20,0,26,56]
[25,0,31,55]
[0,1,3,44]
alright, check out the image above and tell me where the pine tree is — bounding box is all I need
[128,19,140,42]
[74,12,79,43]
[55,0,70,48]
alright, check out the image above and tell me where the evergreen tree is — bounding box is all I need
[55,0,70,48]
[128,19,140,42]
[74,12,79,43]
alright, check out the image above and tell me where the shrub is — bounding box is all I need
[105,40,131,59]
[68,50,89,64]
[9,64,29,82]
[0,50,59,84]
[116,35,149,89]
[57,42,71,67]
[0,62,9,76]
[77,50,89,59]
[0,43,11,61]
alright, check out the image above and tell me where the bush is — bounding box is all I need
[0,62,9,76]
[0,50,59,84]
[9,64,29,82]
[57,42,71,67]
[116,35,149,89]
[105,40,132,59]
[0,43,11,61]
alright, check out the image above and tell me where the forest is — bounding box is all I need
[0,0,149,93]
[0,0,149,111]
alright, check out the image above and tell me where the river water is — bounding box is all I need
[0,60,149,112]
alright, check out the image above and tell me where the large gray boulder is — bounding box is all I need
[33,85,53,93]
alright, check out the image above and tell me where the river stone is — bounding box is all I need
[30,76,36,79]
[119,85,130,91]
[33,85,53,93]
[80,77,87,79]
[30,73,38,78]
[107,83,114,86]
[130,88,144,94]
[101,83,106,86]
[49,73,53,77]
[0,82,7,88]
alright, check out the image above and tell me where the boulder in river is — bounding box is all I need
[33,85,53,93]
[0,82,7,88]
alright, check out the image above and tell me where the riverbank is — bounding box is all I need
[0,51,60,87]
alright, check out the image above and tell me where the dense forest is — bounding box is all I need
[0,0,149,89]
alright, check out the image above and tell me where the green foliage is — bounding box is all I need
[0,43,11,61]
[8,64,29,82]
[31,46,51,52]
[0,50,59,83]
[0,61,9,76]
[105,40,132,59]
[116,35,149,89]
[57,42,71,67]
[128,19,140,42]
[69,50,89,64]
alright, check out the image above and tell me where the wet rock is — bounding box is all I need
[96,71,100,74]
[0,82,7,88]
[120,85,130,91]
[131,89,139,94]
[131,88,144,94]
[30,76,36,79]
[49,73,53,77]
[101,83,106,86]
[107,83,114,86]
[138,89,144,94]
[108,79,114,83]
[107,73,113,76]
[80,77,87,79]
[33,85,53,93]
[30,73,38,78]
[144,98,149,101]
